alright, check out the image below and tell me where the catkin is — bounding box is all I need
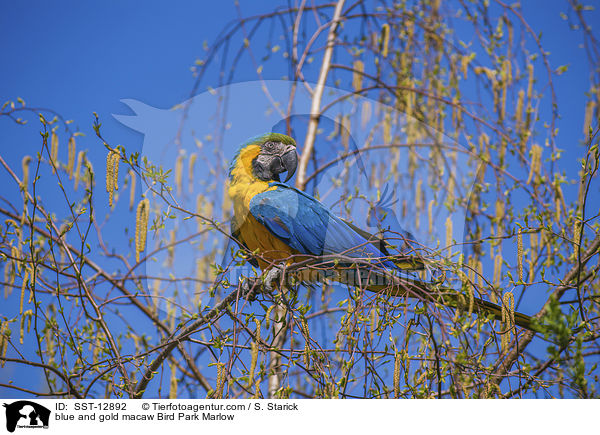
[248,319,261,387]
[369,307,378,340]
[523,63,534,152]
[415,179,422,211]
[466,255,475,289]
[469,262,479,316]
[381,23,390,58]
[456,257,470,317]
[249,342,259,387]
[92,327,102,364]
[527,258,535,283]
[330,114,341,139]
[517,230,524,282]
[515,89,524,129]
[112,151,119,191]
[393,352,401,398]
[67,137,76,179]
[541,228,551,267]
[73,151,85,191]
[501,299,508,350]
[166,300,175,330]
[21,315,31,340]
[169,363,178,399]
[188,153,197,193]
[128,170,136,211]
[265,305,276,330]
[300,318,311,367]
[501,292,515,352]
[428,199,435,235]
[527,144,542,184]
[19,268,29,315]
[301,317,309,338]
[341,116,351,149]
[447,176,455,209]
[530,230,538,255]
[4,261,14,298]
[445,216,453,249]
[583,100,596,137]
[254,318,261,343]
[21,156,32,194]
[352,60,364,92]
[0,322,7,367]
[153,279,161,313]
[195,259,204,302]
[499,138,507,163]
[196,194,205,232]
[19,311,33,344]
[383,111,392,144]
[461,54,473,79]
[503,59,512,82]
[26,266,34,304]
[451,96,462,127]
[45,328,54,366]
[135,198,150,262]
[50,131,59,173]
[573,220,581,259]
[479,133,489,153]
[415,180,422,229]
[11,246,21,273]
[215,362,226,399]
[361,101,372,129]
[493,253,503,286]
[526,63,534,100]
[167,229,176,267]
[406,79,414,119]
[83,158,94,192]
[106,151,113,206]
[106,150,120,207]
[222,180,232,219]
[555,183,564,223]
[500,59,512,120]
[175,154,184,195]
[493,253,503,304]
[495,199,504,237]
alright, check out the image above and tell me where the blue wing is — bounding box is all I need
[249,182,393,267]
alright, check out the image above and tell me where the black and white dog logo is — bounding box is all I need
[3,401,50,432]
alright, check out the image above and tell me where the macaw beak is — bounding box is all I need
[281,147,298,182]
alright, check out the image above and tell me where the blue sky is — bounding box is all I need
[1,1,230,160]
[1,1,597,162]
[1,1,599,398]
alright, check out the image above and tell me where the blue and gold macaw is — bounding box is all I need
[228,133,535,330]
[228,133,421,284]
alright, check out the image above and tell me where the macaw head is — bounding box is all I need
[230,133,298,183]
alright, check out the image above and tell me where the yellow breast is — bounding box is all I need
[228,144,296,269]
[235,214,296,269]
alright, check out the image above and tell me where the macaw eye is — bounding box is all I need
[263,141,275,151]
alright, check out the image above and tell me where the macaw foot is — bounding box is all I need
[239,265,284,301]
[240,277,266,302]
[263,265,284,293]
